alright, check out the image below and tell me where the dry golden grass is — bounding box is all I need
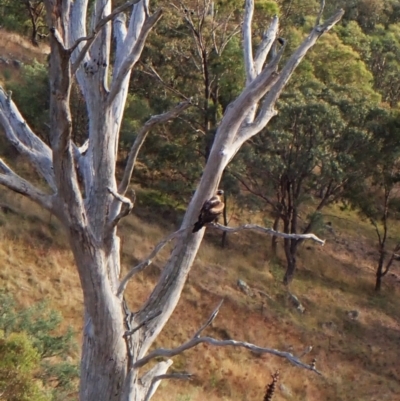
[2,185,400,401]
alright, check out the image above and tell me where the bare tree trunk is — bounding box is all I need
[67,233,126,400]
[283,243,297,285]
[0,1,344,399]
[375,253,384,292]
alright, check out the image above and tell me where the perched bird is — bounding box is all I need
[192,190,224,233]
[277,37,285,45]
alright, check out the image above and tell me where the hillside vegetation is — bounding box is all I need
[1,1,400,400]
[1,146,400,401]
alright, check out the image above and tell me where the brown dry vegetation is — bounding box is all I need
[1,30,400,401]
[0,29,48,86]
[1,175,400,401]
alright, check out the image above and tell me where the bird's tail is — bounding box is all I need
[192,221,203,233]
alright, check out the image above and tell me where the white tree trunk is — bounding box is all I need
[0,1,344,400]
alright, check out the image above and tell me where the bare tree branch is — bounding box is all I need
[243,0,255,84]
[124,310,162,337]
[141,65,193,102]
[138,1,342,343]
[71,0,141,74]
[137,360,173,401]
[254,16,279,74]
[113,12,128,51]
[0,159,54,212]
[234,8,345,146]
[210,223,325,245]
[0,88,56,190]
[134,302,322,374]
[108,9,163,105]
[118,100,192,195]
[107,187,135,231]
[117,228,186,296]
[193,299,224,338]
[143,372,192,401]
[72,139,89,159]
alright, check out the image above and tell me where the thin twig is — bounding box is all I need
[143,372,193,401]
[118,100,192,195]
[117,228,186,296]
[193,299,224,338]
[124,310,162,337]
[141,65,193,103]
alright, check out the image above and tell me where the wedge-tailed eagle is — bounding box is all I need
[192,189,224,233]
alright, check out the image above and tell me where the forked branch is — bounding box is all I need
[118,100,192,195]
[0,159,54,212]
[143,373,192,401]
[71,0,141,74]
[134,301,321,374]
[142,64,193,102]
[233,6,344,146]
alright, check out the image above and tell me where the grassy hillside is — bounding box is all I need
[1,30,400,401]
[1,181,400,401]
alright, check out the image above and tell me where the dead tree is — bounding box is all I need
[0,0,343,400]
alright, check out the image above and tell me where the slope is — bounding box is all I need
[0,29,400,401]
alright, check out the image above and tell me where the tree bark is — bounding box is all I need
[375,255,384,292]
[0,1,344,400]
[283,247,297,285]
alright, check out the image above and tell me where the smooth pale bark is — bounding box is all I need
[0,0,344,400]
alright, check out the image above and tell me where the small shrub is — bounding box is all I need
[0,291,79,400]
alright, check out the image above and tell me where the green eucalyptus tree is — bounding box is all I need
[235,25,379,284]
[346,108,400,291]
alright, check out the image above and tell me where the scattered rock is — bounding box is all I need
[347,310,360,320]
[12,59,22,69]
[287,291,305,313]
[237,279,254,296]
[0,203,17,214]
[321,321,337,331]
[279,383,293,398]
